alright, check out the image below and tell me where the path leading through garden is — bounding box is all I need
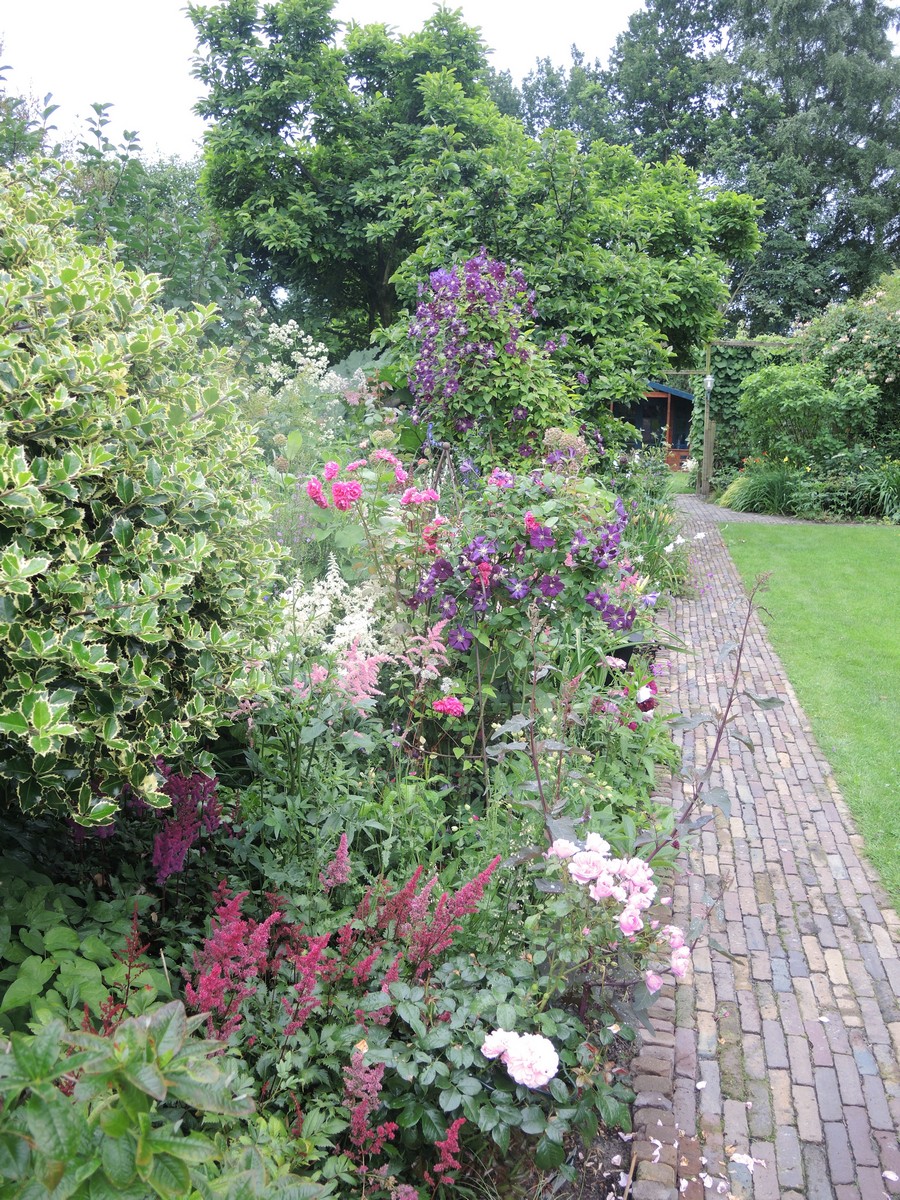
[626,495,900,1200]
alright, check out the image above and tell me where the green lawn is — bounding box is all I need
[720,523,900,908]
[667,471,695,494]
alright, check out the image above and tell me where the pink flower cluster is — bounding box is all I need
[305,465,364,511]
[481,1029,559,1088]
[432,695,465,717]
[546,834,690,979]
[370,447,408,483]
[400,485,440,506]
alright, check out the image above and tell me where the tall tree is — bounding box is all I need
[189,0,503,347]
[604,0,900,330]
[518,49,617,148]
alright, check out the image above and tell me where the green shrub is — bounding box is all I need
[0,161,283,825]
[738,362,878,465]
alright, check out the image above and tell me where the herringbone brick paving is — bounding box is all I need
[629,496,900,1200]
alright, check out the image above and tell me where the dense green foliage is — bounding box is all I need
[0,161,282,824]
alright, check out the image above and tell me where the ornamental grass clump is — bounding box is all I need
[0,162,284,825]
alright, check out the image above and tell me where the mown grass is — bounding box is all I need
[720,522,900,908]
[667,471,695,495]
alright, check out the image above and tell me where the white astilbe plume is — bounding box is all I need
[275,556,388,664]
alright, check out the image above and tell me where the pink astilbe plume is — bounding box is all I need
[184,884,283,1039]
[320,833,351,891]
[336,642,393,710]
[397,620,450,679]
[402,856,501,978]
[281,932,331,1036]
[152,766,221,885]
[343,1051,398,1161]
[424,1117,466,1187]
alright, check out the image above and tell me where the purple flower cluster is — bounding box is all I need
[401,473,647,649]
[407,251,537,423]
[584,592,637,631]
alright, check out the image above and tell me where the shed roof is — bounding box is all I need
[646,380,694,401]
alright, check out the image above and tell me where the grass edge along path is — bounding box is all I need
[719,521,900,908]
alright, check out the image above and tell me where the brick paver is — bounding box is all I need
[628,496,900,1200]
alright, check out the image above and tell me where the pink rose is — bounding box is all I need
[323,461,341,480]
[618,908,644,936]
[306,477,329,508]
[481,1029,518,1060]
[568,850,609,884]
[432,696,465,717]
[670,946,691,979]
[645,971,664,994]
[502,1033,559,1089]
[584,832,611,855]
[546,838,578,859]
[332,480,362,511]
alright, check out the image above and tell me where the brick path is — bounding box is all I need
[627,496,900,1200]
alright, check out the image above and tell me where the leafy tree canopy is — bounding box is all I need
[518,0,900,333]
[190,0,759,401]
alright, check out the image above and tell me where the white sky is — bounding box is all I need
[0,0,643,160]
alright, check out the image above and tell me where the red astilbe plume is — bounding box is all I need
[281,932,331,1037]
[151,765,221,885]
[184,883,284,1039]
[424,1117,466,1188]
[405,856,501,978]
[82,905,150,1036]
[343,1051,398,1162]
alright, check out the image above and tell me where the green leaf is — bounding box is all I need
[24,1092,84,1161]
[534,1134,566,1170]
[11,1021,64,1081]
[495,1002,517,1029]
[146,1002,186,1061]
[144,1153,191,1198]
[101,1131,138,1187]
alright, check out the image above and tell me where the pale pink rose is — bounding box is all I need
[502,1033,559,1088]
[584,832,611,856]
[670,946,691,979]
[481,1029,518,1060]
[645,971,664,994]
[618,908,644,936]
[546,838,578,859]
[587,871,617,901]
[568,849,611,884]
[662,924,685,950]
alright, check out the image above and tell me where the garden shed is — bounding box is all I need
[613,381,694,469]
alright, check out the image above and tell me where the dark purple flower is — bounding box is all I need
[432,558,454,582]
[576,372,589,386]
[528,526,556,550]
[505,578,530,600]
[439,593,458,618]
[537,573,564,598]
[518,443,533,457]
[511,405,528,421]
[447,626,473,652]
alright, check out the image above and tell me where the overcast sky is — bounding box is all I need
[1,0,643,160]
